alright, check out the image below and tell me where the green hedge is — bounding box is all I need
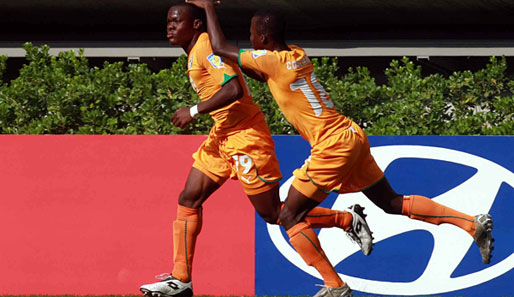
[0,43,513,135]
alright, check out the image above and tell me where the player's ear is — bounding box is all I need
[260,33,268,45]
[193,18,203,30]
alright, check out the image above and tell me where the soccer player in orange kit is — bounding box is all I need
[186,1,495,296]
[139,3,375,297]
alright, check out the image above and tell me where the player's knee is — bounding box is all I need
[371,200,393,214]
[178,189,203,209]
[278,209,300,230]
[259,209,280,225]
[381,204,398,215]
[376,196,403,215]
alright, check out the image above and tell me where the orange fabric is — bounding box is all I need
[172,205,202,282]
[239,47,384,198]
[287,222,344,288]
[402,195,476,236]
[189,33,262,135]
[277,202,352,229]
[192,119,282,195]
[290,180,330,202]
[239,47,351,147]
[292,122,384,198]
[188,33,282,195]
[305,207,353,231]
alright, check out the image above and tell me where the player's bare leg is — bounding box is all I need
[278,186,374,255]
[247,183,282,224]
[141,168,223,297]
[361,177,404,214]
[279,186,368,297]
[248,183,369,241]
[363,177,494,264]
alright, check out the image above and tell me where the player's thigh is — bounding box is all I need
[362,176,403,214]
[181,136,231,208]
[247,184,281,224]
[180,167,222,208]
[292,128,362,199]
[344,122,385,193]
[279,183,321,230]
[222,122,282,196]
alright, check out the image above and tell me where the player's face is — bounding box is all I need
[167,6,195,47]
[249,16,264,50]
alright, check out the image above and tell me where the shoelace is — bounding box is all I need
[345,225,360,245]
[315,284,341,297]
[475,215,493,236]
[344,209,361,245]
[315,284,350,297]
[315,284,330,297]
[155,273,172,280]
[480,215,493,229]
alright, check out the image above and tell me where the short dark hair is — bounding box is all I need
[170,2,206,29]
[253,9,286,43]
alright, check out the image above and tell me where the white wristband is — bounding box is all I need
[189,105,199,119]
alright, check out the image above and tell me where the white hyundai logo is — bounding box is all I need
[268,145,514,295]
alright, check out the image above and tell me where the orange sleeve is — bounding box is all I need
[238,49,278,78]
[197,42,239,86]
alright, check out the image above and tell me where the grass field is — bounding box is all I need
[0,295,396,297]
[0,295,440,297]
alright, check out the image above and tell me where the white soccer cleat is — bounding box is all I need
[313,283,353,297]
[140,273,193,297]
[473,214,494,264]
[345,204,374,256]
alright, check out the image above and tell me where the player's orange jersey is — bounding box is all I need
[238,46,351,146]
[188,33,263,135]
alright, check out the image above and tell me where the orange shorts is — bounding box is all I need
[192,120,282,196]
[292,121,384,202]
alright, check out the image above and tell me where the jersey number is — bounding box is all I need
[289,72,334,116]
[232,154,253,174]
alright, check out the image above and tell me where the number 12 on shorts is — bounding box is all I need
[232,154,253,174]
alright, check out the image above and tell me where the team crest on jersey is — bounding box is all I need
[207,54,225,69]
[251,50,267,59]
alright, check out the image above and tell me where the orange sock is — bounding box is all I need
[402,195,476,236]
[305,207,353,230]
[287,222,344,288]
[171,205,202,282]
[279,202,353,230]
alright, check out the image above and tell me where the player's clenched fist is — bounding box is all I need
[171,107,195,129]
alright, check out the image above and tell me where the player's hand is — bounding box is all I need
[171,107,195,129]
[185,0,220,10]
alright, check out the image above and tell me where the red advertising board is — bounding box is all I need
[0,136,255,295]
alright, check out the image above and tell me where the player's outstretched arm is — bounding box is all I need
[187,0,267,82]
[186,0,239,62]
[170,77,243,129]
